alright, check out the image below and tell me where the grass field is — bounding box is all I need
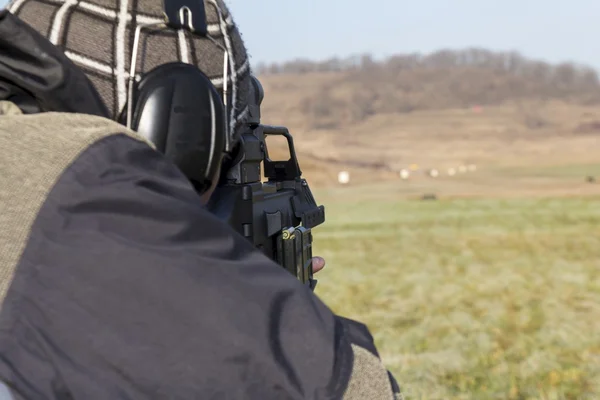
[258,77,600,398]
[312,188,600,399]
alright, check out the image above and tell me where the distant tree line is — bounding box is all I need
[254,49,599,90]
[254,49,600,129]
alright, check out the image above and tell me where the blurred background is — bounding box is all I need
[227,1,600,399]
[3,0,599,398]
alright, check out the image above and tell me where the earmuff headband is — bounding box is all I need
[124,0,229,195]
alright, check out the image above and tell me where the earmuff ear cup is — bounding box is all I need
[129,62,226,193]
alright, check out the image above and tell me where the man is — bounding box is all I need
[0,0,401,398]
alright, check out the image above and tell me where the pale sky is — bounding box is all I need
[3,0,600,69]
[226,0,600,70]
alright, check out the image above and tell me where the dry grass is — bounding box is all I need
[263,100,600,180]
[259,73,600,193]
[263,103,600,198]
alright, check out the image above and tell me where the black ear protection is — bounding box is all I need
[119,0,229,194]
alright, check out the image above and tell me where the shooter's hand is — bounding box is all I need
[312,256,326,274]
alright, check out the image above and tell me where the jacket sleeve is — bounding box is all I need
[0,132,400,400]
[337,317,403,399]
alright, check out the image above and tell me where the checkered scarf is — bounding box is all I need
[6,0,251,144]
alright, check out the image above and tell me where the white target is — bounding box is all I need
[338,171,350,184]
[399,169,410,179]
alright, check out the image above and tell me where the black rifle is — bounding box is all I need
[207,76,325,290]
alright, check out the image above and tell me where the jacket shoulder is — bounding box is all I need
[0,111,151,301]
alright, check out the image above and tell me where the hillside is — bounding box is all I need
[256,49,600,128]
[254,49,600,194]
